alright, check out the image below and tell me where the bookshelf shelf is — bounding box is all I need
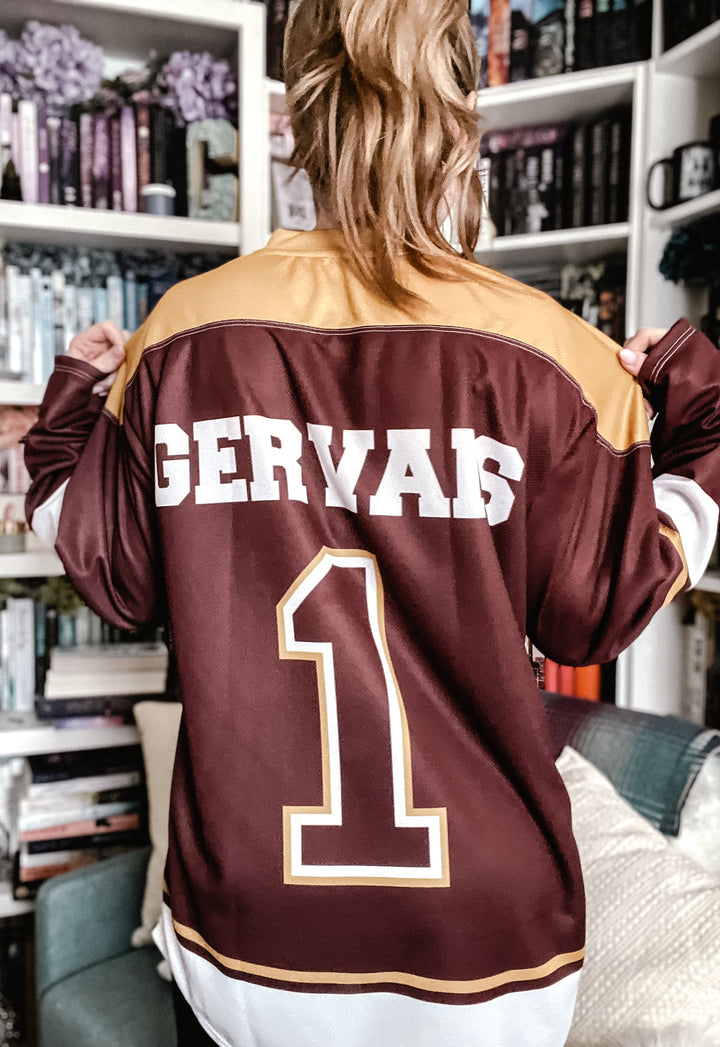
[477,64,640,128]
[0,201,242,255]
[0,381,45,406]
[0,550,64,580]
[0,711,139,759]
[657,19,720,78]
[477,224,630,267]
[649,188,720,231]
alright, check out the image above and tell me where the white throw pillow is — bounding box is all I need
[131,700,182,949]
[557,746,720,1046]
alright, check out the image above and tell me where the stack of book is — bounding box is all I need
[35,641,169,723]
[481,108,631,238]
[12,744,146,900]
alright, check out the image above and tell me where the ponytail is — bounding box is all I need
[284,0,483,310]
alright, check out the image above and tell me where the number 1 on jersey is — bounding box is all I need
[277,547,450,887]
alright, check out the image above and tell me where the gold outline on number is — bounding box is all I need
[276,546,450,887]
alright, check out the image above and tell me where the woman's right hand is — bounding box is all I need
[67,321,130,395]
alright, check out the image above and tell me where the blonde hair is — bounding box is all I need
[284,0,484,309]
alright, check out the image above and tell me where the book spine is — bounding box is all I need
[110,113,123,211]
[608,0,633,65]
[60,116,80,206]
[9,599,35,712]
[564,0,576,71]
[39,271,54,382]
[530,0,565,77]
[569,123,586,228]
[4,264,24,375]
[78,111,94,208]
[51,268,67,356]
[683,605,709,724]
[0,607,15,710]
[487,0,511,87]
[266,0,289,82]
[17,799,141,833]
[92,112,110,210]
[34,693,149,719]
[19,811,141,845]
[574,665,601,700]
[0,93,12,192]
[510,0,532,81]
[135,102,152,209]
[17,272,34,380]
[586,115,609,225]
[106,273,125,330]
[25,826,142,854]
[594,0,612,68]
[17,100,39,205]
[150,105,171,185]
[169,124,188,216]
[46,114,62,205]
[36,103,50,204]
[29,267,44,384]
[606,108,631,224]
[574,0,595,70]
[26,773,142,800]
[631,0,652,59]
[120,106,137,213]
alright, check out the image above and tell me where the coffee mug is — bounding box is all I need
[711,114,720,190]
[646,140,715,210]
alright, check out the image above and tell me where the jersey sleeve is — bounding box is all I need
[526,318,720,666]
[23,350,163,631]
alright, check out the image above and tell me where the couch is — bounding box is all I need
[34,695,720,1047]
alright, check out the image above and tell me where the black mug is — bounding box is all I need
[647,140,716,210]
[711,114,720,190]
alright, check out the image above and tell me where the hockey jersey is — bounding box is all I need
[24,229,720,1047]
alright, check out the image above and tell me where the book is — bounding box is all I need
[488,0,511,86]
[606,107,631,224]
[18,810,142,845]
[23,825,143,854]
[150,106,173,186]
[47,114,62,205]
[17,799,141,833]
[120,105,138,212]
[0,93,12,194]
[470,0,491,89]
[574,0,595,70]
[594,0,612,67]
[265,0,289,82]
[17,99,39,205]
[510,0,532,81]
[17,843,135,881]
[26,744,142,785]
[35,692,158,720]
[60,116,80,206]
[530,0,565,78]
[135,100,152,207]
[22,773,142,800]
[78,111,94,208]
[48,641,169,675]
[37,103,50,204]
[52,714,130,729]
[563,0,576,71]
[585,114,610,226]
[110,114,123,211]
[568,122,587,229]
[607,0,634,65]
[92,112,111,209]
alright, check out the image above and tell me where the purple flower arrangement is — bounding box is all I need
[0,21,238,127]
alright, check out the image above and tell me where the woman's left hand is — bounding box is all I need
[68,321,130,395]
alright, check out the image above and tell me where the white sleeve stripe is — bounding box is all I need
[653,473,719,588]
[30,478,69,550]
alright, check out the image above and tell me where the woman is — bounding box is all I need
[24,1,720,1045]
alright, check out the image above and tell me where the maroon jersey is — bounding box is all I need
[25,230,720,1047]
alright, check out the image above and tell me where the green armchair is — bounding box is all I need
[34,845,175,1047]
